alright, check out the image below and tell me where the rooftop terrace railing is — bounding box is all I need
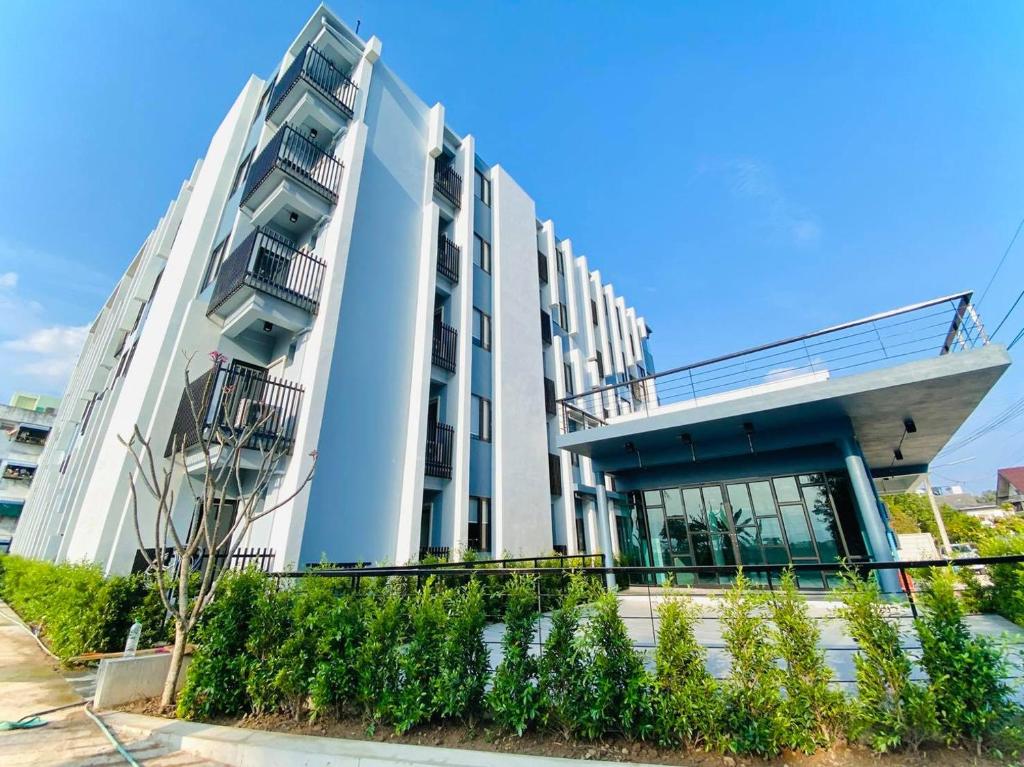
[560,291,989,433]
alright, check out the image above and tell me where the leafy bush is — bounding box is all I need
[970,534,1024,627]
[769,570,847,752]
[837,570,937,752]
[538,574,589,737]
[653,591,724,750]
[488,575,541,735]
[916,568,1017,751]
[356,580,406,730]
[309,590,364,721]
[435,579,489,722]
[243,578,293,715]
[718,571,787,756]
[271,577,337,719]
[177,568,267,719]
[395,578,447,732]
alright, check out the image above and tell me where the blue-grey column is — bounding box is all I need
[838,436,899,593]
[594,480,617,590]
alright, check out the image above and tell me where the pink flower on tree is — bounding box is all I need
[209,350,228,366]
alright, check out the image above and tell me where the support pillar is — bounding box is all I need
[595,480,617,590]
[838,436,900,593]
[922,474,952,555]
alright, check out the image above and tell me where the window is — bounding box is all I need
[556,248,565,274]
[544,377,557,416]
[253,78,276,123]
[473,234,491,273]
[229,149,255,196]
[474,169,491,206]
[563,363,575,395]
[555,302,569,329]
[591,299,599,326]
[595,350,605,379]
[538,252,549,284]
[468,496,491,551]
[471,395,492,441]
[549,454,563,496]
[540,309,552,345]
[472,308,491,350]
[201,236,231,289]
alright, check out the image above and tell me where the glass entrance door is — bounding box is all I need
[635,472,850,589]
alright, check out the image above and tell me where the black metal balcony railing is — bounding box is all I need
[425,422,455,479]
[437,235,460,283]
[434,163,462,208]
[268,43,357,123]
[432,320,458,373]
[559,290,991,432]
[208,228,326,317]
[165,361,304,457]
[241,125,342,207]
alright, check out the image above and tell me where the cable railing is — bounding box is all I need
[208,228,326,317]
[560,291,990,432]
[241,124,343,208]
[268,43,357,123]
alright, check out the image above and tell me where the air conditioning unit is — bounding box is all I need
[232,398,280,431]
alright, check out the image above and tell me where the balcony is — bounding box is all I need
[165,361,304,468]
[432,320,458,373]
[434,163,462,208]
[437,235,460,284]
[13,425,49,447]
[425,422,455,479]
[208,228,326,340]
[2,463,36,482]
[266,43,357,129]
[240,125,343,231]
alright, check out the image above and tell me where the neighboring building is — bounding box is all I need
[934,491,1008,525]
[557,292,1009,590]
[0,398,57,551]
[12,5,652,573]
[996,467,1024,512]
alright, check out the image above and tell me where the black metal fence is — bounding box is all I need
[560,291,990,432]
[241,125,343,207]
[424,422,455,479]
[434,163,462,208]
[208,228,326,317]
[132,546,276,575]
[437,235,460,283]
[268,43,357,122]
[432,320,458,373]
[165,360,304,457]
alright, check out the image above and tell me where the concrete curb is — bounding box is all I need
[104,711,670,767]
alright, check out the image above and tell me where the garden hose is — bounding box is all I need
[84,704,142,767]
[0,700,86,730]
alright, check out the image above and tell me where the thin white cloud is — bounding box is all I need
[704,158,822,246]
[0,272,17,289]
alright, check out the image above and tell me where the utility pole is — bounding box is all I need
[923,474,952,555]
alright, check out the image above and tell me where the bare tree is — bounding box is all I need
[120,351,317,709]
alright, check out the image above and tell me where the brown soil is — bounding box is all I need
[117,698,1007,766]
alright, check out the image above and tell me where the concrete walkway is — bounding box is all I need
[0,603,223,767]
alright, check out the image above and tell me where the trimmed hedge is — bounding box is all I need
[0,554,166,662]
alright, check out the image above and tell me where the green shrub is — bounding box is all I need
[916,568,1017,752]
[718,571,787,757]
[435,579,489,722]
[177,568,267,719]
[837,570,937,752]
[654,592,724,750]
[488,575,541,735]
[395,577,447,732]
[243,578,294,715]
[356,580,406,730]
[538,574,590,737]
[271,577,338,719]
[309,590,364,721]
[572,590,655,741]
[769,570,847,752]
[970,535,1024,627]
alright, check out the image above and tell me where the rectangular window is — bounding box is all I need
[472,307,491,350]
[544,377,557,416]
[468,496,491,551]
[201,236,231,290]
[549,453,563,496]
[473,234,491,273]
[470,395,492,442]
[591,299,599,326]
[556,302,569,329]
[474,169,491,206]
[538,251,549,284]
[563,362,575,395]
[540,309,552,345]
[229,149,255,196]
[556,248,565,274]
[253,79,276,123]
[595,350,605,379]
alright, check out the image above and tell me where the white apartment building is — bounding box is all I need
[13,5,653,574]
[0,395,57,551]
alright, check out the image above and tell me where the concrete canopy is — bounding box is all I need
[556,345,1010,483]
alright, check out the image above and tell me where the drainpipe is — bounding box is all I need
[922,474,952,555]
[594,479,617,591]
[838,436,900,593]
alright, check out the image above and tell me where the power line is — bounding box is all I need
[940,394,1024,455]
[977,214,1024,309]
[989,286,1024,340]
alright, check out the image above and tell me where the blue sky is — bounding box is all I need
[1,1,1023,490]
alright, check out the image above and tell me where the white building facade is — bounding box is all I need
[0,399,56,551]
[13,5,652,573]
